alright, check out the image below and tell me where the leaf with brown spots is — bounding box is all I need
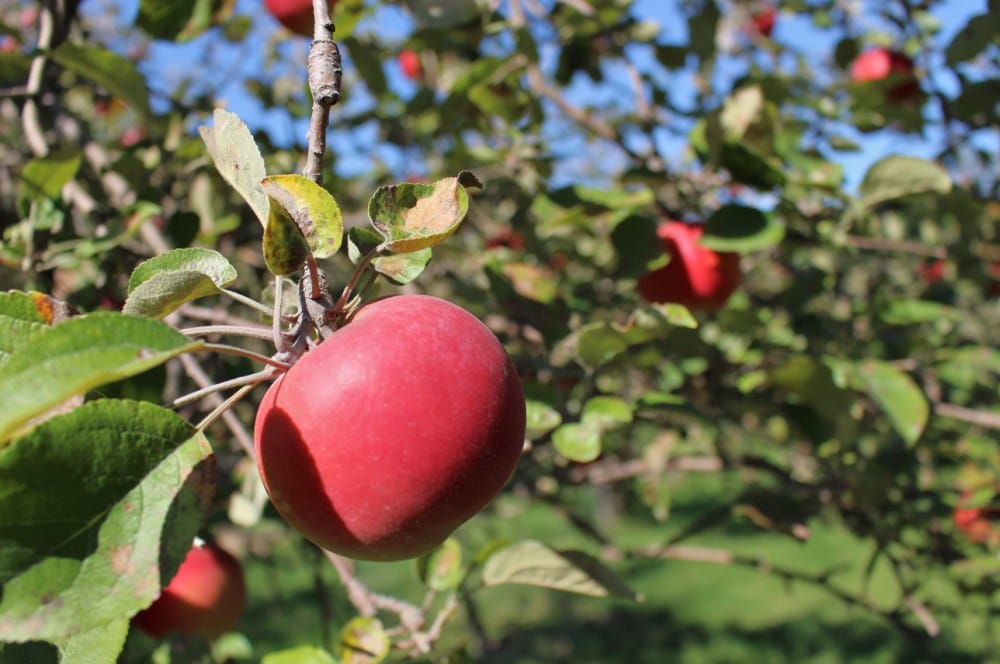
[367,172,479,253]
[0,399,214,652]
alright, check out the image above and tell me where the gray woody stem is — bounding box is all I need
[304,1,342,185]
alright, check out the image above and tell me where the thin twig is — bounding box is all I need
[324,551,377,617]
[220,288,277,316]
[171,369,273,409]
[935,403,1000,430]
[199,343,292,371]
[843,234,948,259]
[303,0,341,184]
[182,324,276,341]
[178,354,255,457]
[196,382,261,435]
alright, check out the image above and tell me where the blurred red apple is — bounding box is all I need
[133,541,246,641]
[485,227,526,251]
[254,294,526,561]
[850,48,919,101]
[637,221,741,310]
[265,0,337,37]
[919,260,945,285]
[119,126,144,148]
[399,49,423,81]
[750,6,776,38]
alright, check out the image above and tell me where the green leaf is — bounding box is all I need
[373,248,433,285]
[525,400,562,439]
[572,186,654,211]
[405,0,482,28]
[700,205,784,252]
[347,227,383,264]
[262,645,338,664]
[0,642,58,662]
[18,152,81,216]
[337,616,389,664]
[482,540,640,600]
[342,37,387,97]
[0,400,215,644]
[123,248,238,318]
[581,396,634,430]
[50,42,150,117]
[55,619,129,664]
[552,422,602,463]
[499,262,559,304]
[416,538,465,592]
[575,324,630,367]
[567,305,689,369]
[880,299,960,325]
[199,109,269,227]
[0,313,203,444]
[771,355,855,422]
[0,291,49,360]
[263,199,310,277]
[945,14,997,64]
[854,361,929,446]
[136,0,198,40]
[650,303,698,329]
[368,172,480,253]
[261,175,344,259]
[859,156,952,209]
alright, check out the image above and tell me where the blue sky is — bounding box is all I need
[88,0,990,193]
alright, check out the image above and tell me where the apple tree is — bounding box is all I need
[0,0,997,662]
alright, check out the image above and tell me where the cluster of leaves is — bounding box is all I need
[1,0,998,662]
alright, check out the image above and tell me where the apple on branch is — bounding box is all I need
[133,541,246,641]
[265,0,337,37]
[254,294,527,561]
[850,47,919,102]
[399,49,423,81]
[637,220,741,310]
[749,6,776,38]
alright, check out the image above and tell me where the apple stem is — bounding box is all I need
[332,245,380,317]
[172,368,273,410]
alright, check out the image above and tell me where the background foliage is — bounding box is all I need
[0,0,998,662]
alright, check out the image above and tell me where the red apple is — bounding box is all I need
[485,228,526,251]
[637,221,741,310]
[750,6,776,38]
[849,47,919,101]
[119,126,145,148]
[133,541,246,640]
[254,294,526,561]
[919,259,945,285]
[265,0,337,37]
[399,49,423,81]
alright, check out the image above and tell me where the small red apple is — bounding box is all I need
[749,6,776,38]
[254,294,526,561]
[849,47,919,101]
[637,221,741,310]
[485,228,526,251]
[265,0,337,37]
[919,259,945,286]
[133,541,246,641]
[399,49,423,81]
